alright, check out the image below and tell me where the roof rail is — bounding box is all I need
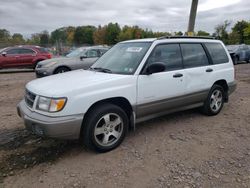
[157,36,216,40]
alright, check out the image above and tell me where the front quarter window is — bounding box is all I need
[91,42,152,74]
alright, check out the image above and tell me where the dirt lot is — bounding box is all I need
[0,65,250,188]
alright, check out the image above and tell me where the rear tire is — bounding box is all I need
[81,103,129,153]
[202,85,225,116]
[54,67,70,74]
[233,56,239,65]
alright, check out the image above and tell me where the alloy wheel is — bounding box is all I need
[94,113,123,147]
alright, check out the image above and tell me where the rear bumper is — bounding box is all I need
[17,100,83,140]
[228,81,237,95]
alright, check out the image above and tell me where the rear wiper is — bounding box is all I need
[89,67,113,73]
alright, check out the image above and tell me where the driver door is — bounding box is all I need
[136,44,187,119]
[79,49,100,69]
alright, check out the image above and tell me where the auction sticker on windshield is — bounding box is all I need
[126,47,143,52]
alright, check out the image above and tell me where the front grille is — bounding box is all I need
[25,90,36,108]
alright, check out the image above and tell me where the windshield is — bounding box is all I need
[227,45,238,51]
[66,48,86,58]
[91,42,152,74]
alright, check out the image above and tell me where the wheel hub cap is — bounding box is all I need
[94,113,123,147]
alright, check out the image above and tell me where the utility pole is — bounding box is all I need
[187,0,199,36]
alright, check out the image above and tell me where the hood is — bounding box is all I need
[26,70,132,97]
[38,57,78,66]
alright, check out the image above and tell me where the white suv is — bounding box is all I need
[17,37,236,152]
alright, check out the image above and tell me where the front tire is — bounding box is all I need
[233,56,239,65]
[202,85,225,116]
[54,67,70,74]
[81,103,129,152]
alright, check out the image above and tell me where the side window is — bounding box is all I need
[205,43,229,64]
[19,49,35,54]
[147,44,183,71]
[180,43,209,68]
[87,50,98,58]
[6,49,19,55]
[100,49,108,56]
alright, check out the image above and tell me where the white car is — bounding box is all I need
[17,37,236,152]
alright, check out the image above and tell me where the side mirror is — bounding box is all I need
[146,62,166,74]
[1,52,7,57]
[80,55,87,60]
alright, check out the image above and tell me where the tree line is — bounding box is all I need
[0,20,250,48]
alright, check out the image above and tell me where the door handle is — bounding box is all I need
[206,68,213,72]
[173,73,183,78]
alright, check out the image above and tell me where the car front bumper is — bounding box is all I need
[17,100,83,140]
[35,68,53,78]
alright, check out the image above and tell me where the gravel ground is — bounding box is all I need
[0,64,250,188]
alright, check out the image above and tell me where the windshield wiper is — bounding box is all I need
[89,67,113,73]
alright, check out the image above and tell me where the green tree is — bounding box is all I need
[39,30,49,47]
[74,26,96,45]
[175,31,183,36]
[0,29,11,46]
[232,20,249,44]
[105,23,121,45]
[11,33,25,45]
[27,33,40,45]
[197,30,210,36]
[66,26,76,46]
[51,27,67,45]
[93,25,107,45]
[142,29,154,38]
[214,20,231,43]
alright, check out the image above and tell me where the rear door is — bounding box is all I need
[137,43,187,119]
[18,48,36,67]
[180,43,211,101]
[204,42,233,85]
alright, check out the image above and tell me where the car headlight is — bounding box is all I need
[43,61,57,68]
[36,96,67,112]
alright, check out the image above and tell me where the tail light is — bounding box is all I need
[47,53,52,59]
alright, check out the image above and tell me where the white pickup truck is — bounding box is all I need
[17,37,236,152]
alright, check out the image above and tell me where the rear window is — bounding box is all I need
[19,48,36,54]
[180,43,209,68]
[205,43,229,64]
[38,47,48,53]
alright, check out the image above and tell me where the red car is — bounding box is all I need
[0,45,52,69]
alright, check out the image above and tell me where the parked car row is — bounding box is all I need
[226,44,250,65]
[1,43,248,76]
[0,45,52,69]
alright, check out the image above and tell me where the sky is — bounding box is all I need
[0,0,249,37]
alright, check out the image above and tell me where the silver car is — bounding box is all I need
[227,44,250,65]
[35,46,109,77]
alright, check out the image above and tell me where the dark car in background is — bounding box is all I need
[0,45,52,69]
[35,46,109,77]
[227,44,250,65]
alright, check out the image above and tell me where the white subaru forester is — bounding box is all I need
[17,37,236,152]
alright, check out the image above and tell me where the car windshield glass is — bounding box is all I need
[66,48,87,58]
[227,45,238,51]
[91,42,152,75]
